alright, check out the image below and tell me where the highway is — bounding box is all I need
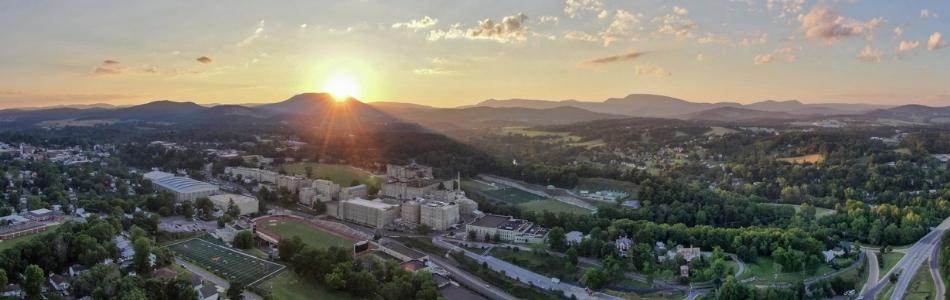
[427,254,519,300]
[860,216,950,300]
[861,249,878,294]
[433,236,622,300]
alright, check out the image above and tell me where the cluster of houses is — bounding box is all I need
[0,142,114,163]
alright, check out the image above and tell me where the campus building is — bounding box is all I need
[144,171,218,202]
[400,199,422,224]
[208,194,259,216]
[380,179,441,200]
[224,166,278,183]
[465,214,548,244]
[386,163,433,180]
[420,201,459,231]
[330,198,399,228]
[340,184,368,201]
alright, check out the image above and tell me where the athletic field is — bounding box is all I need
[262,218,354,249]
[168,237,284,285]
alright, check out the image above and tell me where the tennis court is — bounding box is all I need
[167,237,284,285]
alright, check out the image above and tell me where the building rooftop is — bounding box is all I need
[208,194,257,205]
[346,198,399,210]
[470,214,510,228]
[151,176,218,194]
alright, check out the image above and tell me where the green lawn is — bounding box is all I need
[742,256,834,283]
[518,199,592,215]
[280,163,379,189]
[263,219,353,249]
[489,247,580,281]
[482,187,544,204]
[0,224,60,251]
[761,203,835,218]
[880,251,905,274]
[904,264,935,300]
[257,271,359,300]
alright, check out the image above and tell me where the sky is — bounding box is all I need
[0,0,948,109]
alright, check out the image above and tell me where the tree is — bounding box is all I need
[226,281,245,300]
[23,264,44,299]
[547,227,567,251]
[305,165,314,178]
[416,224,433,235]
[313,201,326,215]
[133,237,152,274]
[226,199,241,219]
[195,197,215,220]
[180,200,194,219]
[233,230,255,249]
[0,269,7,291]
[278,236,305,260]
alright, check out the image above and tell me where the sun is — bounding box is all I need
[323,74,360,101]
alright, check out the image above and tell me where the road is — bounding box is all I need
[861,249,879,294]
[860,215,950,300]
[930,235,946,300]
[427,254,519,300]
[175,257,262,300]
[433,236,621,300]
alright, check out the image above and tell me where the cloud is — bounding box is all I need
[196,56,213,64]
[428,13,530,43]
[857,45,882,63]
[93,60,124,75]
[672,6,689,16]
[581,51,649,65]
[141,66,159,73]
[739,32,768,47]
[564,0,605,19]
[696,53,707,62]
[653,8,696,39]
[413,68,455,75]
[563,30,599,42]
[893,26,903,38]
[929,32,944,51]
[767,0,805,18]
[599,10,642,46]
[237,20,265,47]
[393,16,438,31]
[920,9,937,19]
[538,16,559,25]
[897,40,919,52]
[799,6,884,43]
[754,47,799,65]
[635,65,671,77]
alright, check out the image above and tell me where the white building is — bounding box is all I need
[208,194,259,216]
[145,171,218,202]
[331,198,399,228]
[465,214,548,244]
[420,201,459,231]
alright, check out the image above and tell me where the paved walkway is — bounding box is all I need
[175,257,262,300]
[930,238,946,300]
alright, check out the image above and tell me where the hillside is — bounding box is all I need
[685,107,802,122]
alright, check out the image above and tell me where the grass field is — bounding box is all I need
[904,264,935,300]
[741,256,834,283]
[168,238,284,285]
[280,163,379,189]
[761,203,836,218]
[262,219,353,249]
[499,127,604,148]
[777,153,825,164]
[518,199,592,215]
[482,187,545,204]
[257,271,358,300]
[0,224,60,251]
[880,251,905,274]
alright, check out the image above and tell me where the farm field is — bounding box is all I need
[280,163,379,189]
[777,153,825,164]
[261,218,354,249]
[499,127,604,148]
[168,237,284,285]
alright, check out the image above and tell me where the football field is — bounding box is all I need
[168,237,284,285]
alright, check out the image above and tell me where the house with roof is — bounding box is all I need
[196,282,219,300]
[48,273,69,296]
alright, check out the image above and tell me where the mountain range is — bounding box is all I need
[0,93,947,132]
